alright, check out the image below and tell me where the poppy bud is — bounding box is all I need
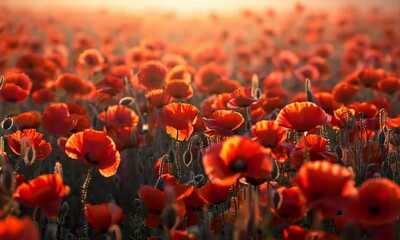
[119,97,135,106]
[1,117,13,130]
[0,75,5,90]
[305,78,314,102]
[378,131,386,147]
[0,164,15,193]
[24,145,36,165]
[162,206,178,230]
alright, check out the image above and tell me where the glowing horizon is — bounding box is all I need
[4,0,400,15]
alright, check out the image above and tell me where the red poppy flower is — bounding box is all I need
[77,48,105,74]
[137,184,193,228]
[332,82,359,105]
[85,203,124,232]
[274,50,299,71]
[294,64,320,82]
[314,92,338,115]
[108,65,132,80]
[31,88,56,106]
[162,54,188,70]
[165,79,193,100]
[252,120,286,149]
[346,178,400,226]
[282,225,307,240]
[159,102,199,141]
[42,103,77,136]
[357,68,382,88]
[293,160,357,218]
[95,75,123,96]
[13,174,70,219]
[194,63,228,93]
[276,187,307,222]
[125,46,149,68]
[6,129,52,161]
[227,88,261,108]
[166,230,196,240]
[0,216,40,240]
[64,129,121,177]
[98,105,139,129]
[198,181,230,205]
[305,231,341,240]
[330,107,355,129]
[136,61,167,90]
[275,102,330,132]
[369,96,391,116]
[378,77,400,94]
[347,102,378,120]
[203,110,244,137]
[146,89,173,108]
[105,126,141,151]
[289,135,338,169]
[203,136,273,186]
[66,103,91,132]
[12,111,42,130]
[308,56,331,80]
[0,72,32,103]
[166,64,195,81]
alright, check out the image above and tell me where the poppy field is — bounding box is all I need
[0,1,400,240]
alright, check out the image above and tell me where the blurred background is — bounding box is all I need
[4,0,400,15]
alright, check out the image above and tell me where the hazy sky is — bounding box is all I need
[4,0,400,15]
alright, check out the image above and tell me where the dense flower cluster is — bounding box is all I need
[0,2,399,240]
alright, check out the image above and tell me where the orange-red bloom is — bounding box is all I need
[77,48,105,74]
[203,136,273,186]
[85,203,124,232]
[346,178,400,226]
[332,82,359,105]
[293,161,357,218]
[378,77,400,94]
[6,129,52,160]
[330,107,355,129]
[0,216,40,240]
[13,174,70,219]
[55,73,93,96]
[276,187,307,222]
[159,102,199,141]
[98,105,139,129]
[0,72,32,103]
[137,61,167,90]
[289,135,338,169]
[137,183,193,228]
[165,79,193,100]
[146,89,173,108]
[64,129,121,177]
[12,111,42,130]
[42,103,77,136]
[227,88,260,108]
[275,102,330,132]
[203,110,244,137]
[252,120,286,149]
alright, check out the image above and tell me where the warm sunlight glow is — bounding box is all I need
[5,0,399,15]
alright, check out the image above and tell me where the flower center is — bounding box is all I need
[367,205,381,216]
[84,153,99,165]
[229,159,247,173]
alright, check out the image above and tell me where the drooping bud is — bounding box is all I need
[0,117,13,130]
[119,97,135,106]
[23,145,36,166]
[378,131,386,147]
[305,78,314,102]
